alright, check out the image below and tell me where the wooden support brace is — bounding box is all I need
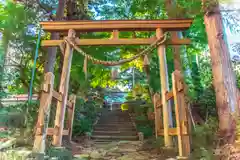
[172,70,190,158]
[157,128,188,136]
[67,94,76,141]
[155,91,174,108]
[153,93,162,138]
[53,29,76,146]
[67,101,73,109]
[52,90,63,102]
[54,125,60,136]
[35,124,44,136]
[177,81,184,92]
[41,84,51,92]
[33,72,54,153]
[47,128,69,136]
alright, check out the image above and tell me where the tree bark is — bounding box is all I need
[44,0,66,73]
[203,1,239,145]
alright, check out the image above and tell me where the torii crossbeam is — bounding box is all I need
[40,19,192,46]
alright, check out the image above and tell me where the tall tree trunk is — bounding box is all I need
[44,0,66,73]
[202,1,239,145]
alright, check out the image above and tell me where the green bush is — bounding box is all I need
[191,118,218,159]
[135,115,148,122]
[73,118,92,136]
[0,102,39,139]
[46,147,72,160]
[72,97,102,137]
[120,103,129,111]
[136,124,153,138]
[133,105,145,115]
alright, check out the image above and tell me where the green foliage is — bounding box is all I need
[136,124,153,138]
[133,105,146,115]
[186,56,218,119]
[132,106,154,138]
[233,61,240,89]
[191,118,218,159]
[131,83,151,102]
[154,137,165,148]
[46,147,72,160]
[0,1,41,95]
[0,102,39,129]
[135,115,148,122]
[0,102,39,147]
[73,94,103,136]
[120,103,129,111]
[73,118,93,136]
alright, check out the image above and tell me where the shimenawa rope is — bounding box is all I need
[64,32,168,66]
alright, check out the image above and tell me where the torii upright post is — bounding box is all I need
[53,29,76,146]
[156,28,173,148]
[33,72,54,153]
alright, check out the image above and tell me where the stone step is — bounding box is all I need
[92,139,118,143]
[98,118,132,120]
[98,117,131,119]
[95,123,133,127]
[96,121,132,123]
[96,122,133,126]
[0,138,16,151]
[73,154,89,159]
[94,127,136,132]
[100,113,129,115]
[98,118,132,121]
[93,127,136,131]
[92,140,119,146]
[94,124,134,127]
[100,116,130,119]
[92,131,137,136]
[91,135,138,141]
[97,121,132,124]
[101,112,129,117]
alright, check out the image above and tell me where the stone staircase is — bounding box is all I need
[91,109,138,143]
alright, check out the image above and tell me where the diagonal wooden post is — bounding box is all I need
[153,93,162,138]
[156,28,173,147]
[172,70,190,158]
[67,94,76,141]
[33,72,54,153]
[53,29,76,146]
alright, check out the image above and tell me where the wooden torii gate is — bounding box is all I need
[34,19,193,159]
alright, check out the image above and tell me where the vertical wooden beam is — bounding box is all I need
[112,30,119,39]
[172,70,190,158]
[53,29,76,146]
[165,0,182,71]
[33,72,54,153]
[67,94,76,141]
[153,93,162,138]
[156,28,173,147]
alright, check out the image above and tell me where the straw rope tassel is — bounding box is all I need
[111,68,118,80]
[143,54,150,66]
[83,56,88,80]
